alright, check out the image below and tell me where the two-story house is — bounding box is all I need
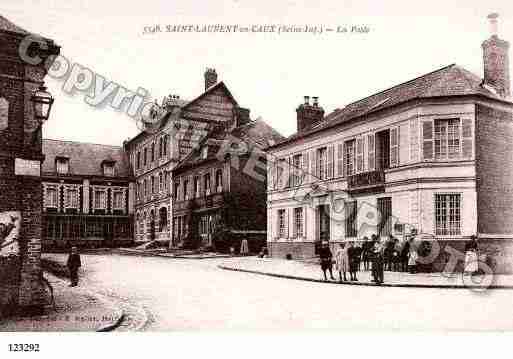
[41,139,134,249]
[266,14,513,273]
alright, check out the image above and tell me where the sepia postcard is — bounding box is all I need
[1,0,513,355]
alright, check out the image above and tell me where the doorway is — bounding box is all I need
[315,204,331,254]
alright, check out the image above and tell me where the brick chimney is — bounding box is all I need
[296,96,325,133]
[482,13,510,98]
[204,68,218,91]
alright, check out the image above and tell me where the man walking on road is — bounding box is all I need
[67,246,82,287]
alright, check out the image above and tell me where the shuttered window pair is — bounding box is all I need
[422,118,473,160]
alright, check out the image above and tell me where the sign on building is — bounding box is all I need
[0,211,21,256]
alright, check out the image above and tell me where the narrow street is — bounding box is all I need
[49,254,513,331]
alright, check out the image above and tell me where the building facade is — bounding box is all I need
[172,119,283,251]
[124,69,280,246]
[41,140,134,249]
[266,15,513,273]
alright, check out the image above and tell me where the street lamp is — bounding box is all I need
[31,85,54,123]
[30,85,54,144]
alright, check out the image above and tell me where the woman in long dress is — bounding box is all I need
[335,242,349,282]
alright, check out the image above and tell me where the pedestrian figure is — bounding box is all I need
[348,241,359,281]
[319,241,335,281]
[372,241,384,284]
[408,240,418,274]
[464,235,479,275]
[362,237,372,271]
[67,246,82,287]
[354,242,363,272]
[335,242,349,282]
[240,239,249,256]
[400,238,410,272]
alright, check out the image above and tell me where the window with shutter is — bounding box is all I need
[461,118,473,159]
[422,120,434,160]
[367,134,375,170]
[390,127,399,167]
[344,140,356,176]
[270,161,277,190]
[310,150,316,181]
[356,137,365,172]
[286,157,292,188]
[277,159,285,189]
[327,146,334,179]
[337,143,344,177]
[302,151,309,184]
[317,147,328,180]
[292,154,302,187]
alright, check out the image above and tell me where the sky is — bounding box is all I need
[3,0,513,146]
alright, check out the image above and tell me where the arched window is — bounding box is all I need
[159,172,163,192]
[216,169,223,192]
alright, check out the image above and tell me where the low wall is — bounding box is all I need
[268,242,317,259]
[0,255,21,317]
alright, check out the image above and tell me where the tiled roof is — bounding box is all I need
[173,118,285,172]
[42,139,131,177]
[0,15,29,35]
[125,81,237,147]
[271,64,505,148]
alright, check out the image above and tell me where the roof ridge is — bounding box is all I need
[43,138,122,148]
[341,64,457,108]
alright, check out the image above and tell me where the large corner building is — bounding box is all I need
[266,14,513,273]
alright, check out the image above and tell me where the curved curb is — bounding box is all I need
[96,312,125,332]
[116,249,232,260]
[218,265,513,290]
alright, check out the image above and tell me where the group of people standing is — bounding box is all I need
[318,235,419,285]
[318,234,482,284]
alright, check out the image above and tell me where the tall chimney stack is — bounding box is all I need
[482,13,510,98]
[204,68,218,91]
[296,96,324,133]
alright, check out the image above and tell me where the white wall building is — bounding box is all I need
[266,15,513,273]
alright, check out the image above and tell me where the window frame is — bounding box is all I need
[278,209,286,238]
[435,193,462,236]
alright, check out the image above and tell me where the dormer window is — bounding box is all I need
[56,157,69,174]
[201,146,208,159]
[102,160,115,177]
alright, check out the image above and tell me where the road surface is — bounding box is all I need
[53,254,513,331]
